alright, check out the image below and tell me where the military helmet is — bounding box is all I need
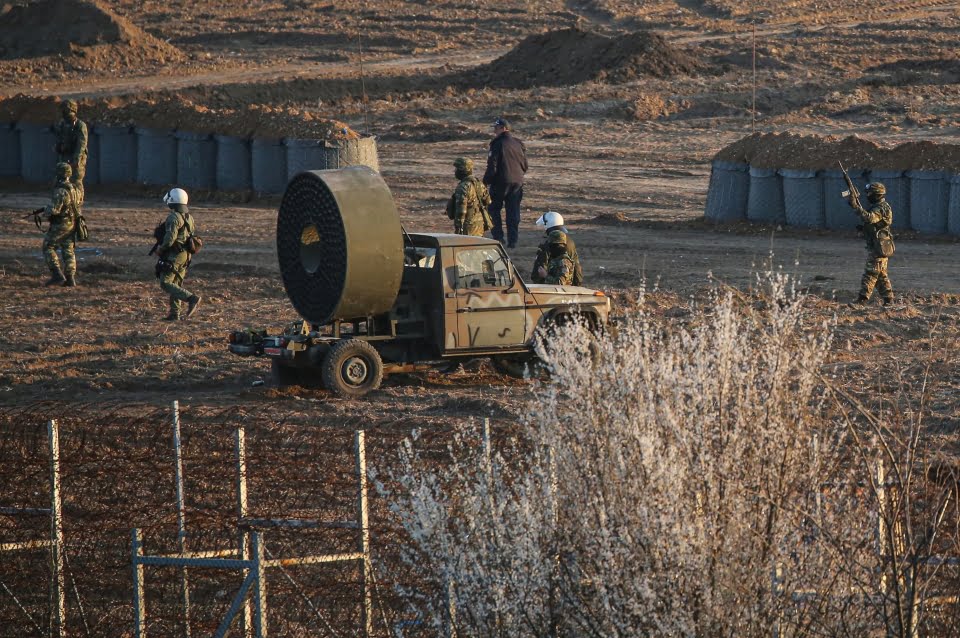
[453,157,473,173]
[536,211,564,229]
[55,162,72,179]
[547,229,567,246]
[163,187,189,206]
[61,99,78,114]
[865,182,886,197]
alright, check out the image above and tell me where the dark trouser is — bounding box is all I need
[488,183,523,246]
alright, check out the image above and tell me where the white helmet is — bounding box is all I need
[163,187,189,206]
[535,211,564,229]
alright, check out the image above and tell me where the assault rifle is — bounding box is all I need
[23,208,44,230]
[147,221,166,256]
[838,161,861,210]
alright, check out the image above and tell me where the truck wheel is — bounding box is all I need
[321,339,383,398]
[271,359,301,387]
[492,356,535,379]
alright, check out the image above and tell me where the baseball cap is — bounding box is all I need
[493,117,509,129]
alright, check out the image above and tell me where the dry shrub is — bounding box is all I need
[385,273,960,637]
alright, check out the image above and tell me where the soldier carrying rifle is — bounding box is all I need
[840,162,895,306]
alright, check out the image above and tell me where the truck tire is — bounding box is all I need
[321,339,384,398]
[492,356,535,379]
[271,359,301,387]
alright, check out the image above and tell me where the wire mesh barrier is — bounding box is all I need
[0,402,486,637]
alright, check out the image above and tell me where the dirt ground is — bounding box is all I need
[1,1,960,634]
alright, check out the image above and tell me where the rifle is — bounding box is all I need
[838,161,861,210]
[22,208,44,230]
[148,221,166,256]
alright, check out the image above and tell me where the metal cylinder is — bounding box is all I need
[0,122,21,177]
[97,125,137,184]
[704,160,749,223]
[277,167,404,324]
[136,127,177,185]
[746,166,785,224]
[780,168,824,228]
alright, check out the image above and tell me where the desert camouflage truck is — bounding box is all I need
[228,167,610,397]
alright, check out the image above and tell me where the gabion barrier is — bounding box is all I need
[175,130,217,190]
[17,122,57,184]
[135,127,177,186]
[746,166,785,224]
[705,163,960,235]
[97,125,137,184]
[704,160,749,223]
[85,127,100,186]
[0,122,21,177]
[1,120,377,195]
[285,138,327,182]
[780,168,824,228]
[215,135,252,191]
[907,170,949,235]
[947,174,960,236]
[251,138,287,194]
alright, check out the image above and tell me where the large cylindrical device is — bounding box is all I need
[277,167,404,325]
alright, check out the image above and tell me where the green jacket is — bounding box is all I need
[159,205,196,256]
[44,180,80,228]
[55,118,88,164]
[852,199,893,256]
[532,232,583,285]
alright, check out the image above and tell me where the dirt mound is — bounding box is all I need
[0,93,360,139]
[715,131,960,172]
[472,27,702,89]
[0,0,181,65]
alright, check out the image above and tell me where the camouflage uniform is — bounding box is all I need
[545,253,575,285]
[42,164,81,286]
[532,230,583,285]
[851,193,894,303]
[540,230,575,285]
[54,100,88,204]
[446,157,493,236]
[157,204,198,320]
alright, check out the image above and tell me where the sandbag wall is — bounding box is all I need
[0,122,379,194]
[704,159,960,236]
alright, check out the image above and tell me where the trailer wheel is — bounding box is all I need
[271,359,302,387]
[321,339,383,398]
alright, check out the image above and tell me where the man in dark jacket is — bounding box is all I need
[482,117,527,249]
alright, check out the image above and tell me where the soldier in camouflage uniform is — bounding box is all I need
[849,182,895,305]
[54,99,88,204]
[543,230,575,286]
[42,162,82,287]
[532,211,583,285]
[156,188,202,321]
[446,157,493,236]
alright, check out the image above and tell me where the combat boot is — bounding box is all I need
[162,312,180,321]
[62,273,77,287]
[184,295,202,319]
[848,295,869,308]
[44,269,66,286]
[882,297,895,307]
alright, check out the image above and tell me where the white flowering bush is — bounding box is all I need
[384,273,955,637]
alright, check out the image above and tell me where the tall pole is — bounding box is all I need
[752,19,757,132]
[172,401,192,638]
[356,430,372,637]
[48,419,66,638]
[236,425,253,638]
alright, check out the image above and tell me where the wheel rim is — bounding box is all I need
[342,355,369,386]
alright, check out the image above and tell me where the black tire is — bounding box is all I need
[321,339,384,398]
[491,356,536,379]
[271,358,302,387]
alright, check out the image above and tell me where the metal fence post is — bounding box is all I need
[251,532,268,638]
[172,401,193,638]
[356,430,373,638]
[236,425,253,638]
[48,419,65,638]
[132,528,146,638]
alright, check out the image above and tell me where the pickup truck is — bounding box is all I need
[230,233,609,396]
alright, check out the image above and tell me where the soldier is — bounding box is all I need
[446,157,493,236]
[482,117,527,248]
[156,188,202,321]
[41,162,82,287]
[54,99,88,204]
[849,182,895,306]
[531,211,583,285]
[543,230,575,286]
